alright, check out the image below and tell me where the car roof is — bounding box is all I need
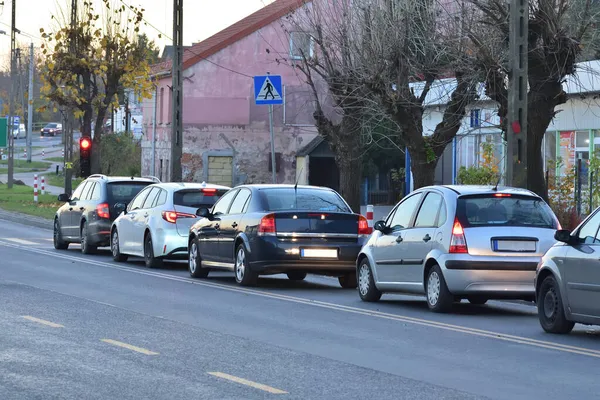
[423,185,539,197]
[88,175,157,184]
[240,184,335,191]
[152,182,231,191]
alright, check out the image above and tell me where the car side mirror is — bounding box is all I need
[58,193,70,202]
[554,229,573,244]
[196,207,211,219]
[114,203,127,215]
[374,220,387,233]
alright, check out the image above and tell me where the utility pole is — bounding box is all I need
[170,0,183,182]
[64,0,77,195]
[506,0,528,187]
[7,0,15,188]
[27,42,33,164]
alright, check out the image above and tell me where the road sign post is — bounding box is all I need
[253,75,283,184]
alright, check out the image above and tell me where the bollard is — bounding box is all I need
[23,149,27,159]
[56,165,59,175]
[42,149,45,157]
[366,204,374,234]
[33,174,38,203]
[41,176,45,195]
[61,149,64,158]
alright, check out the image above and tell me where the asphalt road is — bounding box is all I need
[1,218,600,399]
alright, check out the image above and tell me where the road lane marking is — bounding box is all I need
[100,339,159,355]
[22,315,64,328]
[4,240,600,359]
[208,372,287,394]
[5,238,38,245]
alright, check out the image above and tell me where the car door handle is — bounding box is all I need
[232,222,238,228]
[69,207,73,211]
[215,224,220,230]
[423,234,431,242]
[396,236,403,243]
[79,207,84,211]
[143,213,149,218]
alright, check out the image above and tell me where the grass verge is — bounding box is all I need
[0,159,51,169]
[0,183,60,220]
[45,157,64,163]
[46,173,83,189]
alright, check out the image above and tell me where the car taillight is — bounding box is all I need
[201,188,217,196]
[449,218,468,253]
[258,213,276,235]
[161,211,196,224]
[358,215,371,236]
[96,203,110,219]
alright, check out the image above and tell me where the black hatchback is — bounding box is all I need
[53,175,156,253]
[187,184,370,288]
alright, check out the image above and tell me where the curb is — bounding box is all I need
[0,208,53,230]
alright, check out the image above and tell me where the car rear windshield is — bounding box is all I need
[45,123,58,128]
[174,189,227,208]
[456,194,557,229]
[106,182,151,204]
[260,188,350,213]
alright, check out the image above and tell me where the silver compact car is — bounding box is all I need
[111,182,230,267]
[356,185,559,312]
[535,206,600,334]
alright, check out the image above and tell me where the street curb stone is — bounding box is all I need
[0,208,53,230]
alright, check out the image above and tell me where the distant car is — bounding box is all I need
[356,185,560,312]
[41,123,62,137]
[187,184,370,288]
[535,206,600,334]
[110,182,230,268]
[54,175,157,253]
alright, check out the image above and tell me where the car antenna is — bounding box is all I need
[492,175,501,191]
[294,166,304,210]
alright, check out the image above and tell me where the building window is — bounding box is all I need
[159,87,164,124]
[470,109,480,128]
[168,88,173,123]
[289,32,314,60]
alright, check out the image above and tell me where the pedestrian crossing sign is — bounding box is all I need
[254,75,283,105]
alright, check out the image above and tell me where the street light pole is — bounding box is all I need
[7,0,16,188]
[27,42,33,164]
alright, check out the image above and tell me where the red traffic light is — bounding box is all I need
[80,137,91,150]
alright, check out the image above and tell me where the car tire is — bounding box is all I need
[338,271,358,289]
[80,222,97,254]
[234,244,257,286]
[358,258,382,302]
[53,219,69,250]
[111,229,128,262]
[426,264,453,313]
[538,275,575,334]
[144,233,163,269]
[188,237,209,278]
[467,296,488,305]
[286,271,307,281]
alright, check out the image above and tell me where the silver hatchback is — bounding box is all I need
[111,182,230,267]
[356,185,559,312]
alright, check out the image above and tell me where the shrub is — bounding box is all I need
[100,132,141,176]
[456,142,500,185]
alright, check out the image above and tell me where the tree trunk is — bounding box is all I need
[337,154,363,213]
[409,145,437,189]
[527,132,547,201]
[91,106,108,174]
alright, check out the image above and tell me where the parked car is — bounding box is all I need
[110,182,230,268]
[54,175,157,253]
[187,184,370,287]
[41,123,63,137]
[535,206,600,334]
[356,185,560,312]
[12,124,25,139]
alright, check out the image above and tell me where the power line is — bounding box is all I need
[0,21,42,42]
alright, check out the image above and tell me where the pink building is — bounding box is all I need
[142,0,329,187]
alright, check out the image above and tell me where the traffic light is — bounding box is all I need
[80,136,92,177]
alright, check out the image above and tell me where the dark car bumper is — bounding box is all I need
[87,219,112,246]
[247,236,365,275]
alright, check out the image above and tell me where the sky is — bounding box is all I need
[0,0,272,64]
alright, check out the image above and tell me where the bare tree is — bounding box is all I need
[290,0,479,197]
[467,0,599,199]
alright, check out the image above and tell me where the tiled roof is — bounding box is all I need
[150,0,305,76]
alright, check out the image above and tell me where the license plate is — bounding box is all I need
[300,248,338,259]
[494,240,536,252]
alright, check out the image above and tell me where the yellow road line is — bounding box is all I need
[5,241,600,359]
[208,372,287,394]
[22,315,64,328]
[6,238,38,245]
[100,339,159,355]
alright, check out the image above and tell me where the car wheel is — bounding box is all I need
[144,233,163,269]
[426,264,453,313]
[234,244,257,286]
[286,271,307,281]
[338,271,357,289]
[188,237,209,278]
[80,222,97,254]
[467,296,488,305]
[53,219,69,250]
[358,259,382,302]
[111,229,128,262]
[538,276,575,334]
